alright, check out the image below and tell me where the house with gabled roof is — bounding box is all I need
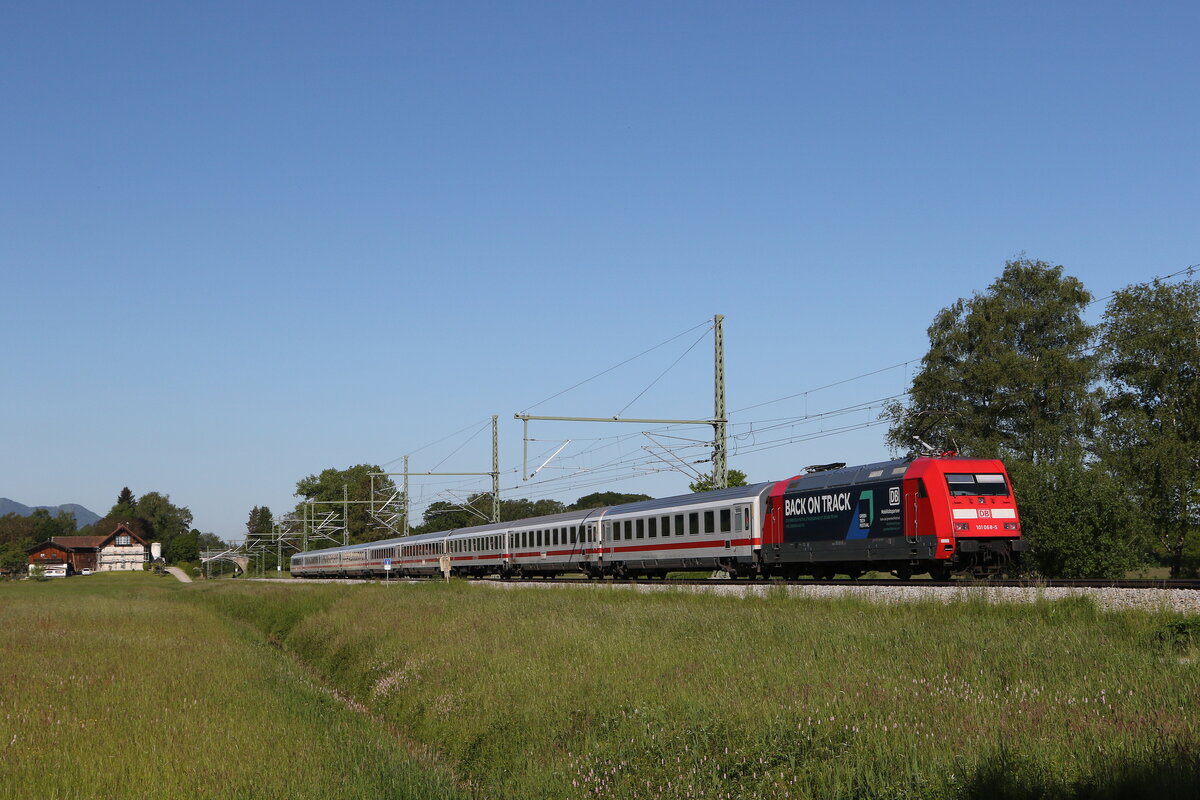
[27,522,150,573]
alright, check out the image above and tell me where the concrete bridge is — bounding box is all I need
[200,548,249,576]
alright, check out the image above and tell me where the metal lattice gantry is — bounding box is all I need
[371,414,502,537]
[514,314,728,489]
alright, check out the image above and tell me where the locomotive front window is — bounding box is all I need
[945,473,1010,497]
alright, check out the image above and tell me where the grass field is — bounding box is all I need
[0,574,464,800]
[3,574,1198,799]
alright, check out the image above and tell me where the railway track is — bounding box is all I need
[276,575,1200,591]
[486,576,1200,590]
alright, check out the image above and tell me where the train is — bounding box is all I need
[290,455,1026,581]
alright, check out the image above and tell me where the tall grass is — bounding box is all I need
[0,574,465,800]
[5,574,1197,798]
[192,581,1200,799]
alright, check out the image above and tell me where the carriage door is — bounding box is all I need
[733,505,751,545]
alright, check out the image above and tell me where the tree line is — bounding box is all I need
[885,257,1199,578]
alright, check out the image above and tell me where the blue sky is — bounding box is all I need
[2,1,1196,541]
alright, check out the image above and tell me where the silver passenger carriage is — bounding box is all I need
[596,483,775,578]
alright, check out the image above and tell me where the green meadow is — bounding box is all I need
[2,574,1198,799]
[0,574,463,800]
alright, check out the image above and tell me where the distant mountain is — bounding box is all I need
[0,498,102,529]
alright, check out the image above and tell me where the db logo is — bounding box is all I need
[888,487,900,506]
[978,509,992,518]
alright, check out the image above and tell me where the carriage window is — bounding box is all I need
[633,519,642,539]
[675,514,684,536]
[720,509,731,533]
[647,517,656,538]
[704,511,715,534]
[623,520,632,540]
[570,527,577,544]
[689,513,699,535]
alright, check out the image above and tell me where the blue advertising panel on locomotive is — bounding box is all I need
[782,479,904,542]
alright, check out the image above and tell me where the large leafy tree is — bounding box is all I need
[0,513,36,546]
[1099,278,1200,576]
[0,513,37,574]
[295,465,398,544]
[885,258,1098,463]
[27,508,77,540]
[136,492,194,543]
[165,529,200,563]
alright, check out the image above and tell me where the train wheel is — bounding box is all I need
[845,569,863,580]
[896,566,913,581]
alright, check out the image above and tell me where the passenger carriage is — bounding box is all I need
[504,507,607,578]
[594,483,774,578]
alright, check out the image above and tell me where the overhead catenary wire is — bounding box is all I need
[520,318,713,415]
[614,326,713,417]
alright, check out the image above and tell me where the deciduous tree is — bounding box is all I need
[1099,278,1200,576]
[885,258,1098,463]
